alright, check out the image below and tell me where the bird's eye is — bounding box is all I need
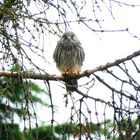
[71,34,75,39]
[62,34,67,39]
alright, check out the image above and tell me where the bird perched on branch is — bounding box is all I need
[53,31,85,92]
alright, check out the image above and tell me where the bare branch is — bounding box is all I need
[0,49,140,81]
[80,49,140,78]
[0,70,58,80]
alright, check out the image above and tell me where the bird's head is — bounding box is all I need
[61,31,79,43]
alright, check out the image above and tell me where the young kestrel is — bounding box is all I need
[53,31,85,92]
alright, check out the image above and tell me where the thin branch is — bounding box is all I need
[79,49,140,78]
[93,74,140,103]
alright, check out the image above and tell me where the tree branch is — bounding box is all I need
[79,49,140,78]
[0,49,140,80]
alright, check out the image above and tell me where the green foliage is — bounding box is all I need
[54,121,111,138]
[38,118,139,139]
[30,120,114,139]
[55,123,76,135]
[0,64,48,139]
[31,126,60,140]
[0,123,23,140]
[0,63,47,120]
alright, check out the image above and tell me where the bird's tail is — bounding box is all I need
[64,78,78,92]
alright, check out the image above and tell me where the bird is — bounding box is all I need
[53,31,85,92]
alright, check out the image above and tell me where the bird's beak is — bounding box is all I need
[67,36,71,41]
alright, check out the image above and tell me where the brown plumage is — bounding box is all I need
[53,31,85,92]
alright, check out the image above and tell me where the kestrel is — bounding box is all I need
[53,31,85,92]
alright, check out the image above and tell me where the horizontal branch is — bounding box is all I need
[0,71,58,80]
[0,49,140,80]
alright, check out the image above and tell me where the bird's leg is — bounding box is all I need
[62,68,80,77]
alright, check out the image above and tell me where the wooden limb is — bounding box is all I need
[0,49,139,80]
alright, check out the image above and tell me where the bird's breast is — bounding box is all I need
[58,42,81,74]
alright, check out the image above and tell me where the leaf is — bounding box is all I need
[29,95,47,105]
[30,82,47,94]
